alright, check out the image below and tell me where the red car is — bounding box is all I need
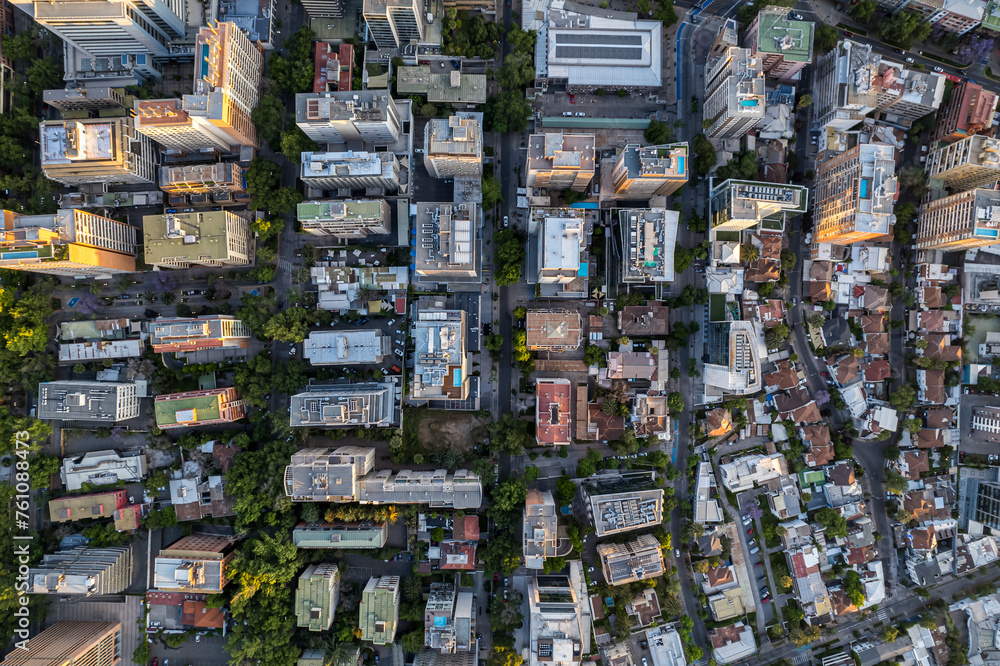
[152,660,159,666]
[747,528,754,535]
[569,94,575,103]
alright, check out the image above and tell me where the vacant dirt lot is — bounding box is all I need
[413,409,489,452]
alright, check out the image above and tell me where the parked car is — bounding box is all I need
[905,57,915,63]
[119,294,130,300]
[569,94,576,103]
[933,66,944,73]
[575,112,585,117]
[394,348,404,356]
[674,549,680,558]
[503,216,509,227]
[391,365,401,374]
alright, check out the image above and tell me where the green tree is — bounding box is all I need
[252,94,286,147]
[844,570,866,607]
[27,453,60,488]
[482,535,522,576]
[484,91,532,133]
[885,469,910,495]
[851,0,876,21]
[815,507,848,538]
[652,0,678,26]
[814,24,838,54]
[431,526,445,542]
[797,93,812,109]
[667,392,684,415]
[401,629,425,655]
[644,120,674,144]
[692,133,717,176]
[876,10,931,49]
[890,385,917,411]
[543,557,567,573]
[482,175,504,210]
[555,475,577,505]
[487,647,523,666]
[280,125,319,163]
[883,626,900,643]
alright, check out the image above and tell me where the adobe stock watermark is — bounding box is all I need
[12,429,34,651]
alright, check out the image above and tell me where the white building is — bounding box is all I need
[645,626,686,666]
[61,449,148,492]
[303,330,390,365]
[619,209,678,283]
[526,561,592,666]
[704,47,766,139]
[289,381,401,428]
[814,40,881,131]
[301,151,401,194]
[719,453,787,492]
[37,381,141,424]
[523,489,559,569]
[296,91,402,145]
[411,300,469,402]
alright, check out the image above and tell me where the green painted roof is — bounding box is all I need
[154,393,222,426]
[983,0,1000,31]
[359,577,399,645]
[397,67,487,104]
[799,469,825,486]
[755,8,814,63]
[143,211,244,264]
[297,200,385,221]
[295,565,340,632]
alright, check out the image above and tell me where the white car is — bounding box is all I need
[905,57,914,63]
[933,66,944,73]
[503,216,509,227]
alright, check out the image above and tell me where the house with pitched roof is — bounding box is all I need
[801,424,834,467]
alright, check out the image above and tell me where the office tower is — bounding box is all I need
[927,135,1000,192]
[363,0,424,49]
[708,179,808,232]
[11,0,185,58]
[37,381,140,423]
[813,143,897,245]
[414,202,480,284]
[915,188,1000,251]
[40,117,157,186]
[743,7,814,82]
[44,86,126,113]
[526,133,595,193]
[0,208,137,277]
[301,0,344,19]
[611,143,688,200]
[525,563,592,666]
[933,81,999,143]
[28,546,132,596]
[134,22,262,151]
[143,211,255,268]
[297,199,391,238]
[0,622,122,666]
[360,576,401,645]
[873,65,946,128]
[703,47,765,139]
[296,91,401,144]
[301,151,401,193]
[424,116,483,178]
[813,39,880,131]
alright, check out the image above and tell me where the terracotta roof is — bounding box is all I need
[775,386,811,413]
[182,600,226,629]
[908,527,936,551]
[707,565,735,588]
[707,408,733,437]
[745,260,780,283]
[617,303,670,336]
[860,314,885,334]
[438,540,476,570]
[810,281,833,302]
[765,360,800,390]
[922,287,944,309]
[921,310,948,333]
[902,450,930,480]
[829,588,858,616]
[844,545,873,565]
[810,261,833,281]
[828,461,856,487]
[536,380,572,445]
[863,286,890,312]
[863,333,889,355]
[789,402,822,425]
[709,624,751,649]
[923,333,961,362]
[827,354,860,385]
[453,515,480,541]
[861,360,890,382]
[587,401,626,441]
[802,424,834,467]
[921,368,946,405]
[926,408,954,429]
[916,428,944,449]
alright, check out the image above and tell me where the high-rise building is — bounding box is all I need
[915,188,1000,251]
[296,91,401,145]
[297,200,391,238]
[813,39,881,131]
[362,0,424,49]
[0,621,122,666]
[28,546,132,596]
[933,81,1000,143]
[411,301,468,401]
[301,151,401,194]
[610,143,688,200]
[743,7,814,82]
[134,22,262,151]
[143,211,255,268]
[40,117,157,186]
[531,208,587,286]
[526,133,595,193]
[0,208,137,277]
[11,0,185,58]
[295,563,341,631]
[523,489,558,569]
[873,64,946,128]
[289,381,401,427]
[159,163,248,200]
[424,116,482,178]
[619,209,679,283]
[708,179,808,232]
[424,583,475,653]
[596,534,665,585]
[926,135,1000,191]
[414,202,480,284]
[153,387,248,429]
[703,47,765,139]
[37,381,140,424]
[44,86,127,114]
[359,576,401,645]
[526,562,592,666]
[813,143,897,245]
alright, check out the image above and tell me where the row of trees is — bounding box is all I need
[484,28,536,133]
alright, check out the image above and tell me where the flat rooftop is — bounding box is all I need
[41,120,116,164]
[304,329,388,364]
[754,8,814,62]
[590,490,664,536]
[528,133,596,174]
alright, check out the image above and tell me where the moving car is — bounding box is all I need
[933,66,944,73]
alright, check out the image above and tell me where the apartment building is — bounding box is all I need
[295,563,341,631]
[58,340,144,363]
[813,143,897,244]
[719,452,787,492]
[28,546,132,596]
[37,381,140,424]
[703,47,766,138]
[813,39,881,131]
[743,7,814,82]
[597,534,666,584]
[143,211,255,268]
[289,381,400,428]
[590,490,664,537]
[708,179,808,231]
[927,135,1000,191]
[301,151,401,193]
[43,86,126,113]
[916,188,1000,251]
[411,302,468,401]
[619,208,679,283]
[360,576,401,644]
[523,489,558,569]
[150,315,251,358]
[41,117,157,186]
[525,310,582,352]
[610,143,688,200]
[873,65,946,127]
[49,489,128,524]
[414,202,480,284]
[293,521,389,548]
[535,378,572,446]
[61,449,147,491]
[154,387,247,429]
[526,563,592,666]
[526,133,595,193]
[424,115,483,178]
[297,199,391,238]
[703,320,763,400]
[159,162,247,199]
[363,0,424,49]
[424,583,475,653]
[304,330,390,365]
[284,446,483,508]
[934,81,998,143]
[296,91,401,144]
[312,42,353,91]
[0,622,123,666]
[153,534,238,594]
[12,0,185,58]
[0,208,137,277]
[532,207,587,287]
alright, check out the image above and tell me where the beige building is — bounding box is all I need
[363,0,425,49]
[411,301,468,402]
[916,188,1000,251]
[525,310,583,352]
[143,211,255,268]
[159,162,247,197]
[28,546,132,596]
[41,117,157,186]
[704,47,766,139]
[424,115,482,178]
[414,202,480,284]
[597,534,665,585]
[523,489,559,569]
[0,208,137,277]
[134,22,262,150]
[814,143,897,245]
[297,200,391,238]
[708,179,808,232]
[611,143,688,200]
[526,133,595,193]
[0,622,123,666]
[296,91,401,145]
[926,135,1000,192]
